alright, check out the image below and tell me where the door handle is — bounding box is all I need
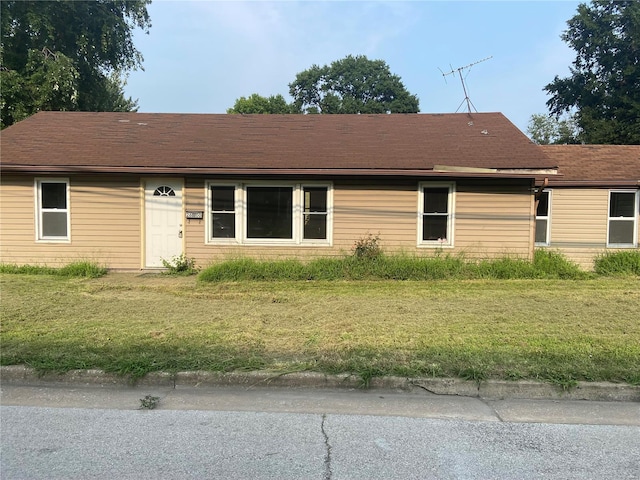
[178,230,183,238]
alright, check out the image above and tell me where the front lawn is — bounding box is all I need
[1,273,638,386]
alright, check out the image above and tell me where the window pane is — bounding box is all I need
[535,219,548,244]
[536,192,549,217]
[247,187,293,239]
[304,214,327,239]
[610,192,635,218]
[424,188,449,214]
[42,183,66,209]
[609,220,634,245]
[42,212,68,237]
[212,186,234,212]
[212,213,235,238]
[423,215,448,241]
[153,186,175,196]
[304,187,327,213]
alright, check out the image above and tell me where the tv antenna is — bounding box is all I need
[439,56,492,114]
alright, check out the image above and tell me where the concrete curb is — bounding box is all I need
[1,365,638,402]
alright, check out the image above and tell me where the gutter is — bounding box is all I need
[542,180,640,188]
[1,165,541,180]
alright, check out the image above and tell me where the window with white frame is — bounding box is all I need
[608,190,638,247]
[419,182,455,246]
[210,185,237,239]
[35,178,70,241]
[247,186,293,239]
[207,182,331,244]
[535,190,551,246]
[303,186,328,240]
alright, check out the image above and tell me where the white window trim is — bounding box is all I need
[301,184,333,246]
[535,189,552,247]
[34,177,71,243]
[205,182,242,244]
[607,189,639,248]
[205,181,333,246]
[417,182,455,248]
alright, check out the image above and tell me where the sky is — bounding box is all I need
[124,0,583,135]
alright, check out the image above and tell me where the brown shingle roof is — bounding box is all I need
[1,111,552,175]
[541,145,640,187]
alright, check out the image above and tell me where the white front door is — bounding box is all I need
[145,178,183,268]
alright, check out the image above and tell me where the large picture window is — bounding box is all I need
[419,182,455,247]
[608,190,638,247]
[207,182,331,245]
[535,190,551,246]
[35,178,70,241]
[247,186,293,239]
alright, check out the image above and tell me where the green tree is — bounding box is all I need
[227,93,293,114]
[288,55,419,114]
[544,0,640,144]
[1,0,151,128]
[527,113,580,145]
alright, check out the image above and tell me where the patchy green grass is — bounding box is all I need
[2,273,638,385]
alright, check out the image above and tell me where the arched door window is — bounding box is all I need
[153,186,176,197]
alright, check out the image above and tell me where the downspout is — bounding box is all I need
[534,177,549,211]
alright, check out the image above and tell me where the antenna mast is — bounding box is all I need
[439,56,492,114]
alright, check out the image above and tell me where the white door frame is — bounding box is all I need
[144,178,184,268]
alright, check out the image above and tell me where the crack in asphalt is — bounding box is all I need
[321,413,333,480]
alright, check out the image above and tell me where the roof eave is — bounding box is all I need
[0,164,541,180]
[544,179,640,188]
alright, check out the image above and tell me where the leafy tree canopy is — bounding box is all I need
[1,0,151,128]
[289,55,419,114]
[527,113,580,145]
[227,93,293,114]
[544,0,640,144]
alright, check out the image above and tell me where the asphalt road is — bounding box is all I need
[1,385,639,479]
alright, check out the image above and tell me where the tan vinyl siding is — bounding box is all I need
[182,178,534,264]
[455,183,534,260]
[2,175,537,268]
[1,175,141,268]
[551,189,608,246]
[542,188,640,270]
[333,182,416,252]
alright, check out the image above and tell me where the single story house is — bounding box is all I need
[537,145,639,269]
[0,112,637,270]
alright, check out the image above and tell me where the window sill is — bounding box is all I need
[206,240,332,247]
[36,238,71,244]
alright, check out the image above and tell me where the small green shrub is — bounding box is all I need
[161,254,198,275]
[352,233,382,259]
[594,250,640,276]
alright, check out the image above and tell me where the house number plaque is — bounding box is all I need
[186,211,204,219]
